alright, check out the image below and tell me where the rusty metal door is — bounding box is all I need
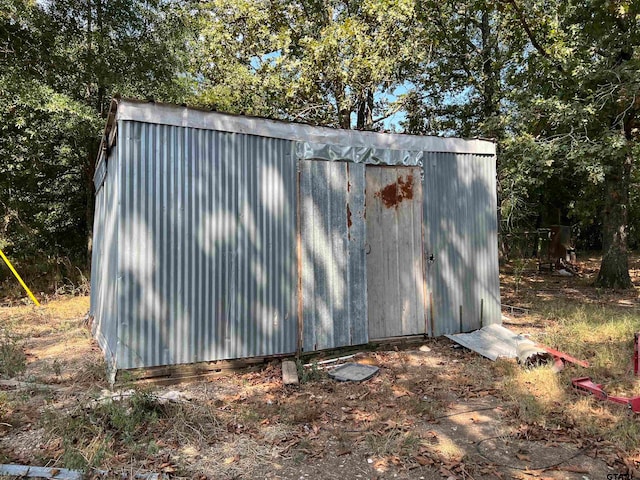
[366,166,427,339]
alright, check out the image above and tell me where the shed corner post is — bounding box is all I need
[106,357,118,388]
[296,156,304,357]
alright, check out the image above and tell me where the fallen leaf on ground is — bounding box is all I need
[439,466,456,478]
[414,455,433,466]
[223,455,239,465]
[550,465,590,473]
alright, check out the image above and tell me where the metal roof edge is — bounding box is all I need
[114,99,497,156]
[93,98,119,183]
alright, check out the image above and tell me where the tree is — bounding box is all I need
[0,0,196,273]
[0,0,99,265]
[192,0,431,129]
[43,0,197,260]
[399,0,527,240]
[2,0,638,293]
[403,0,638,287]
[504,0,639,288]
[401,0,507,139]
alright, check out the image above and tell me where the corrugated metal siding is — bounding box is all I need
[423,152,501,336]
[90,150,119,371]
[115,120,297,369]
[93,155,107,191]
[301,160,368,352]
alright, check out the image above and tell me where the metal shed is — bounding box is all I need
[90,98,500,376]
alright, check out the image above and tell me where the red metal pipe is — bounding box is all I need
[536,344,590,368]
[572,376,640,413]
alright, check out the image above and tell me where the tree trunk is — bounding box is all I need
[356,89,374,130]
[595,142,633,289]
[480,8,496,123]
[356,94,365,130]
[479,6,504,241]
[84,148,96,269]
[332,80,351,129]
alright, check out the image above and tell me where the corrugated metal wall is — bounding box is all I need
[423,152,501,336]
[90,151,119,371]
[113,120,298,369]
[300,160,368,351]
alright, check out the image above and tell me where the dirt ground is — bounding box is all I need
[1,255,639,479]
[500,253,640,310]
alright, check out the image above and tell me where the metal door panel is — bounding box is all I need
[300,160,368,351]
[366,166,426,339]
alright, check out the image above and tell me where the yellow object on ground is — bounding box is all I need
[0,248,41,306]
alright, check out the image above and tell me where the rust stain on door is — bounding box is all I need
[375,174,414,208]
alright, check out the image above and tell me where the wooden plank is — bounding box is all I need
[401,167,425,335]
[0,380,69,393]
[300,160,316,352]
[117,355,284,382]
[300,160,367,352]
[380,167,399,337]
[299,335,429,363]
[409,168,425,333]
[329,161,349,348]
[395,166,411,335]
[281,360,299,385]
[116,329,439,386]
[0,464,83,480]
[346,163,368,345]
[131,367,263,387]
[368,334,429,346]
[296,163,303,354]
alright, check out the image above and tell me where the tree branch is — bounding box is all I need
[504,0,564,73]
[431,2,481,58]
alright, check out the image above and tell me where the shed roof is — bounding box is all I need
[103,98,496,156]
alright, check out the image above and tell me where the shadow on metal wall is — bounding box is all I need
[424,152,501,336]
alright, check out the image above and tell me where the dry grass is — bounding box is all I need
[0,257,90,305]
[2,258,640,477]
[499,254,640,459]
[427,434,465,462]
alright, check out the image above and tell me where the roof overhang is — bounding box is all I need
[108,97,496,156]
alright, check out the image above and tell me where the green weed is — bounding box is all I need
[42,387,223,470]
[296,359,325,383]
[0,328,26,378]
[513,258,527,294]
[535,303,640,389]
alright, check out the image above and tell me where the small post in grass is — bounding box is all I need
[634,332,640,377]
[0,249,40,307]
